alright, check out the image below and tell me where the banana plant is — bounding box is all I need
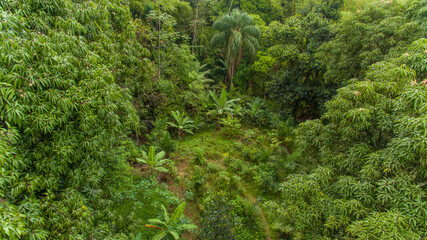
[136,146,170,175]
[167,111,195,138]
[244,97,265,125]
[146,202,197,240]
[207,88,240,116]
[207,88,240,128]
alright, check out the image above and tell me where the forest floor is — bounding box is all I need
[215,155,272,240]
[165,128,275,240]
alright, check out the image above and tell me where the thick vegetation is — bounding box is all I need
[1,0,426,239]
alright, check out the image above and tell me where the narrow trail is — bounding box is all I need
[240,185,272,240]
[170,150,273,240]
[216,156,273,240]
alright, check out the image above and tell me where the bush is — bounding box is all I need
[254,170,280,195]
[189,166,207,196]
[191,148,207,166]
[241,147,271,164]
[220,116,243,138]
[199,192,240,240]
[216,171,232,190]
[146,118,176,155]
[228,158,245,173]
[206,162,222,174]
[233,197,265,240]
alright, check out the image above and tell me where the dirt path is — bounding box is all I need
[216,156,273,240]
[170,152,273,240]
[240,182,272,240]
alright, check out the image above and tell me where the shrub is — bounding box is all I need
[220,116,243,138]
[146,118,176,155]
[189,166,207,195]
[191,148,207,166]
[228,158,244,173]
[167,111,196,138]
[199,192,240,240]
[206,162,222,174]
[216,171,232,190]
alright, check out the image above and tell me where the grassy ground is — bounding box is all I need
[160,127,287,239]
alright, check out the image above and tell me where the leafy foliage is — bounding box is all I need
[147,202,197,240]
[137,146,171,174]
[1,0,426,239]
[146,118,176,155]
[269,39,427,239]
[321,0,427,83]
[199,192,241,240]
[243,97,265,125]
[167,111,196,138]
[208,88,241,117]
[263,1,341,119]
[211,9,261,87]
[0,0,142,238]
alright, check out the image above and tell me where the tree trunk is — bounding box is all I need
[228,0,234,14]
[192,0,199,55]
[158,9,161,81]
[235,44,243,71]
[292,0,295,16]
[229,45,243,88]
[248,73,253,95]
[227,60,235,89]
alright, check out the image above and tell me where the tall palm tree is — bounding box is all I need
[210,9,260,88]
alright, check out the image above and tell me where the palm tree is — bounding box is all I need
[210,9,260,88]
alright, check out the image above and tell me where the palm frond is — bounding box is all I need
[243,38,257,58]
[229,30,242,58]
[210,32,227,48]
[212,15,233,31]
[242,25,261,38]
[237,11,253,28]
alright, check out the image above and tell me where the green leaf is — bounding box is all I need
[161,205,170,224]
[148,218,167,227]
[155,151,166,161]
[170,202,186,224]
[219,88,227,106]
[183,129,194,135]
[177,224,198,231]
[152,230,167,240]
[148,146,156,162]
[155,167,169,173]
[169,230,180,240]
[136,158,148,164]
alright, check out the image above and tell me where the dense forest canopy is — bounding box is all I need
[0,0,426,239]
